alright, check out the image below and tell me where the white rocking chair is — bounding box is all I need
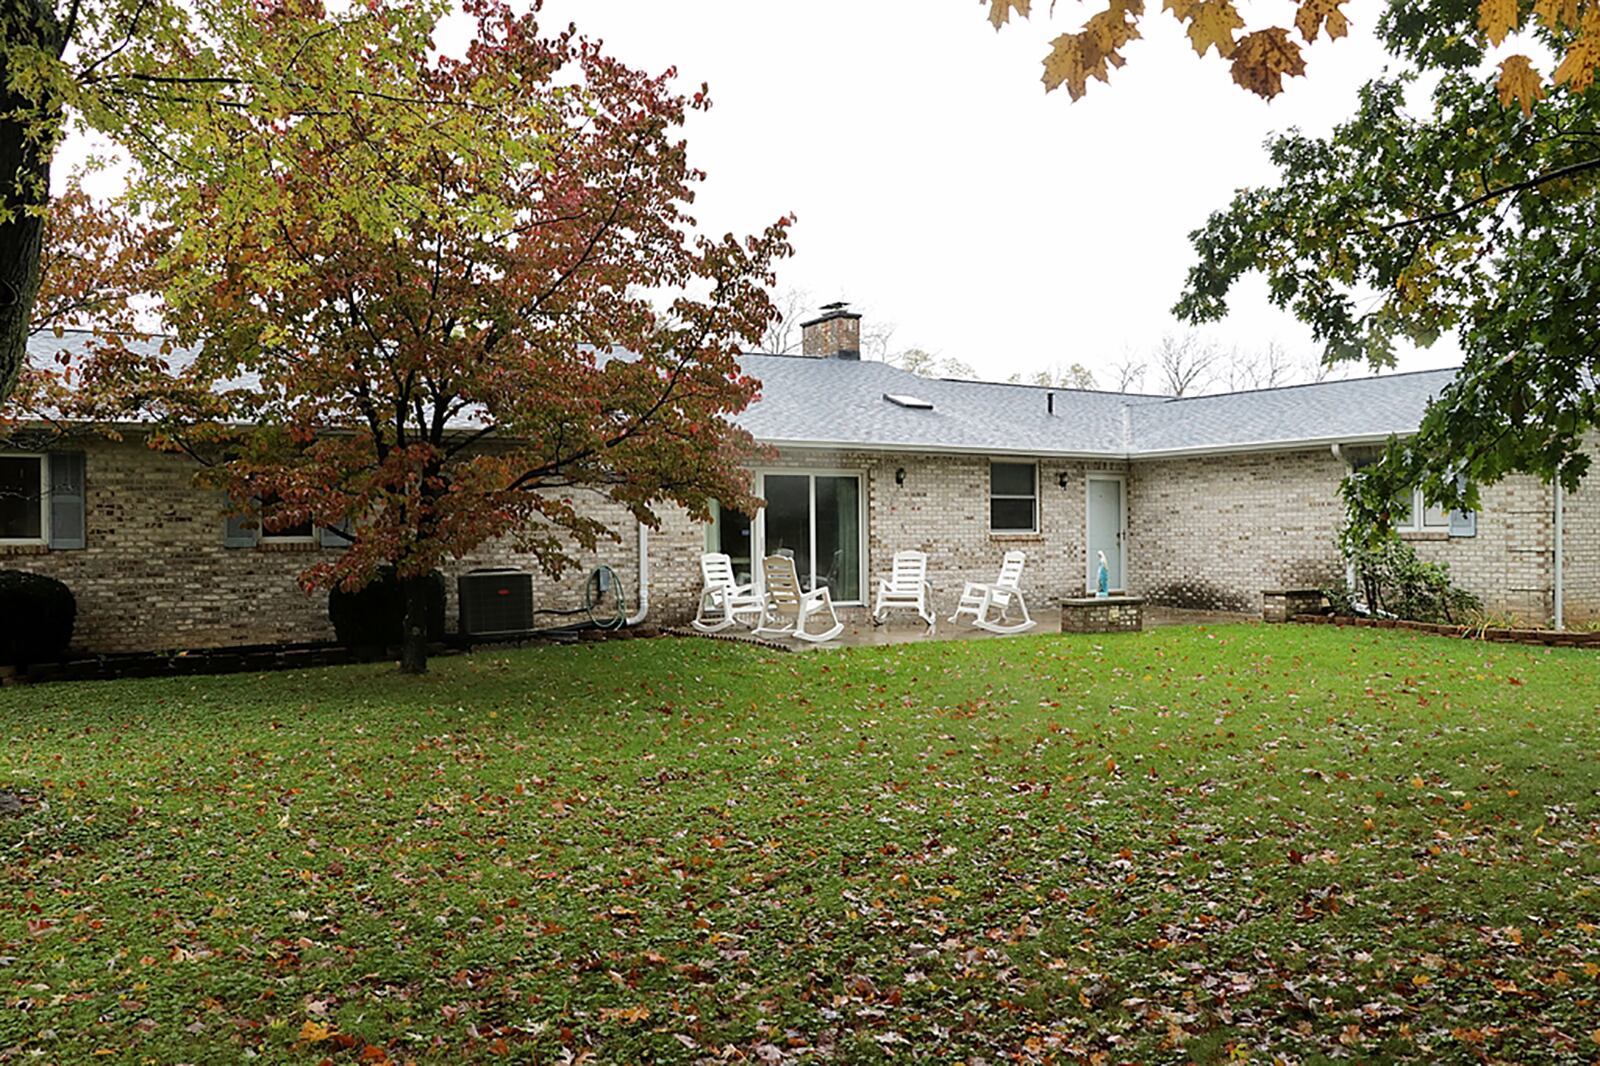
[873,550,935,633]
[756,554,843,643]
[692,552,763,633]
[950,550,1035,634]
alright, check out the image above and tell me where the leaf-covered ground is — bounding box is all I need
[3,625,1599,1064]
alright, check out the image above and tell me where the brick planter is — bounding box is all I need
[1263,588,1328,623]
[1061,595,1144,633]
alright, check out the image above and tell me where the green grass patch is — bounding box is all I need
[3,625,1598,1063]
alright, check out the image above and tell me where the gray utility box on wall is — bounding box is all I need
[458,569,534,638]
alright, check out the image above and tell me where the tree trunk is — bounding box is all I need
[1,0,67,405]
[399,574,432,674]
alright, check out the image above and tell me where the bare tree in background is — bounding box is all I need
[1153,333,1218,397]
[1108,352,1147,393]
[758,287,812,354]
[1011,362,1097,389]
[894,347,976,379]
[1299,352,1358,384]
[1223,340,1297,391]
[862,318,899,363]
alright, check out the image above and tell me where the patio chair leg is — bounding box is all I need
[691,593,735,633]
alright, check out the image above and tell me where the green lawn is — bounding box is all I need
[3,626,1599,1064]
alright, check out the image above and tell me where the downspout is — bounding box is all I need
[1331,443,1356,594]
[1554,481,1565,631]
[625,522,650,626]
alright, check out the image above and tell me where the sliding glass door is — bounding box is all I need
[705,500,753,583]
[757,471,864,603]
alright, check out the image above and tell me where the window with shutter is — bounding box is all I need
[0,454,47,544]
[47,452,86,550]
[222,508,260,548]
[257,492,314,543]
[319,519,354,549]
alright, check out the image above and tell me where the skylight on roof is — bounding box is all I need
[883,392,934,410]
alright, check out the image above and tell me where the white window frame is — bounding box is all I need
[988,460,1040,535]
[1395,487,1451,533]
[752,467,868,606]
[0,452,49,546]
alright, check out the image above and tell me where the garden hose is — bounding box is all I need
[524,564,629,638]
[584,565,628,630]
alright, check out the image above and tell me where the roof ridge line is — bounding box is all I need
[1153,364,1461,403]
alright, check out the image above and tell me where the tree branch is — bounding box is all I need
[1383,156,1600,231]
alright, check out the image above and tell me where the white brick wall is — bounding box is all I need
[1126,447,1558,620]
[5,437,1590,651]
[1554,445,1600,625]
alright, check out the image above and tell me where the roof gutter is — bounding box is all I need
[754,430,1410,463]
[753,437,1124,461]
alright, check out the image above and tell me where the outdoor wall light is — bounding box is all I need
[1058,471,1070,489]
[895,467,907,486]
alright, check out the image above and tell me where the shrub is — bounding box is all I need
[1330,537,1481,624]
[0,570,76,668]
[328,568,445,650]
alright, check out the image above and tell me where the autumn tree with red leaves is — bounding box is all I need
[81,0,790,673]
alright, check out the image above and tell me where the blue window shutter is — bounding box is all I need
[223,506,259,548]
[47,451,87,550]
[1449,472,1476,537]
[319,519,354,549]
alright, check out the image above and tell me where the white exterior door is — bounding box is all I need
[1086,475,1125,592]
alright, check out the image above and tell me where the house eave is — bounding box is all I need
[753,437,1122,461]
[752,431,1415,462]
[1127,431,1413,461]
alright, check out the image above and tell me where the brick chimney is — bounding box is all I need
[800,302,862,359]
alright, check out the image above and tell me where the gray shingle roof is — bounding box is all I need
[735,353,1454,458]
[732,355,1155,456]
[1124,369,1455,456]
[22,331,1455,457]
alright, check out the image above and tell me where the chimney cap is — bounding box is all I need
[799,301,861,328]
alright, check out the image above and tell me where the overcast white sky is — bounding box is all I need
[58,0,1463,389]
[533,0,1462,387]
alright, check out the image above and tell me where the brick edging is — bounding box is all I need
[663,627,795,653]
[1289,614,1600,648]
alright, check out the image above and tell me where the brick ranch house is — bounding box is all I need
[7,309,1597,654]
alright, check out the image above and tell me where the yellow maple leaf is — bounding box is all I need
[988,0,1033,30]
[1041,0,1142,98]
[1163,0,1198,22]
[1184,0,1246,58]
[1552,9,1600,92]
[1043,33,1099,98]
[1477,0,1519,45]
[1533,0,1578,31]
[1294,0,1352,42]
[1497,54,1546,115]
[599,1005,652,1024]
[1086,0,1144,53]
[298,1020,333,1043]
[1229,27,1307,98]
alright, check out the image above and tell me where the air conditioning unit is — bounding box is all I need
[458,569,534,638]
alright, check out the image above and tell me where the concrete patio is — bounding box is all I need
[668,605,1258,652]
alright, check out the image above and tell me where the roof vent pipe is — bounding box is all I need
[1047,392,1055,415]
